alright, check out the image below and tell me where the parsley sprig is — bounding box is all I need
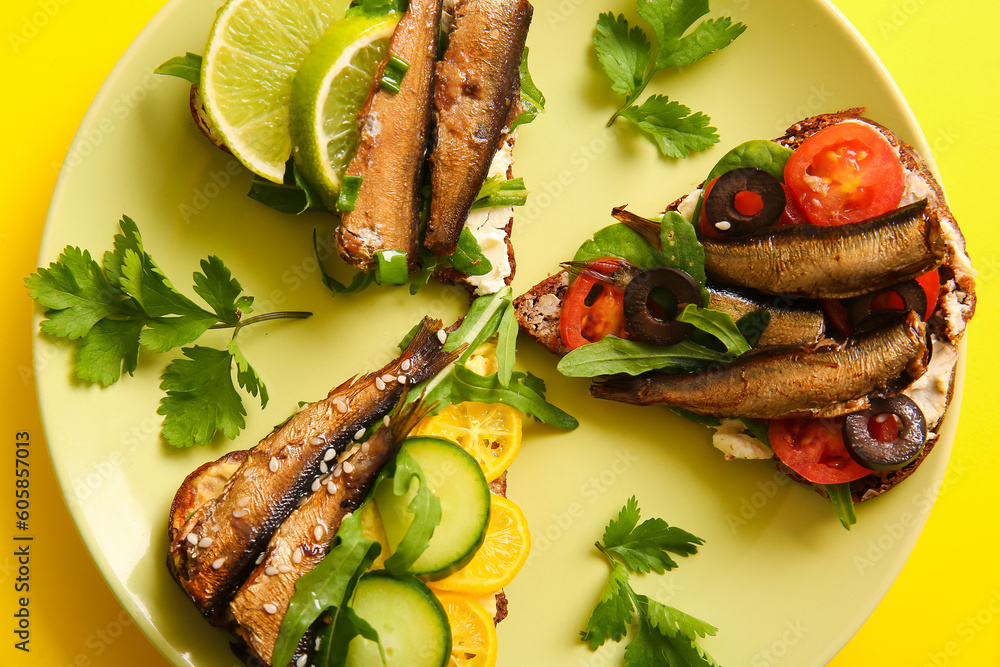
[582,497,721,666]
[594,0,746,157]
[26,216,311,447]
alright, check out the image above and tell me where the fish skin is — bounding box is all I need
[229,398,429,665]
[707,287,826,348]
[591,311,928,420]
[336,0,444,270]
[701,200,947,299]
[167,318,453,623]
[425,0,532,257]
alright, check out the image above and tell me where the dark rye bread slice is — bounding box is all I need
[513,109,976,503]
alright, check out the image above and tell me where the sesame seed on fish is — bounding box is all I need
[381,374,396,385]
[715,220,732,231]
[297,656,308,667]
[343,461,355,474]
[263,603,278,615]
[401,358,411,372]
[269,457,279,472]
[278,564,293,574]
[320,461,329,474]
[293,548,303,564]
[232,509,249,518]
[186,533,199,546]
[333,465,343,478]
[324,448,337,462]
[437,329,448,344]
[265,566,279,576]
[361,442,370,455]
[375,377,386,391]
[311,478,321,492]
[237,497,250,508]
[354,428,366,441]
[212,558,225,570]
[383,415,391,427]
[198,537,213,549]
[327,481,338,494]
[256,553,266,565]
[397,375,407,384]
[314,525,325,541]
[309,436,325,446]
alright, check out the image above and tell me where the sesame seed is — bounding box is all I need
[375,377,386,391]
[309,436,325,446]
[343,461,355,474]
[311,478,321,492]
[297,656,308,667]
[198,537,213,549]
[186,533,199,546]
[263,603,278,615]
[297,495,308,507]
[212,558,225,570]
[437,329,448,344]
[232,509,249,518]
[269,457,279,472]
[293,548,303,564]
[361,442,370,455]
[333,465,343,478]
[324,448,336,462]
[256,553,266,564]
[327,481,338,494]
[381,374,396,384]
[237,497,250,508]
[354,428,365,441]
[314,525,325,541]
[714,220,732,231]
[383,415,391,427]
[315,637,321,650]
[335,399,348,414]
[320,461,329,474]
[397,375,407,385]
[401,358,411,372]
[278,564,293,573]
[265,566,279,576]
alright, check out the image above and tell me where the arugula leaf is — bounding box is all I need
[409,248,444,295]
[314,603,386,667]
[450,366,579,430]
[272,510,381,667]
[75,318,145,386]
[512,47,546,128]
[676,304,750,356]
[824,483,857,531]
[581,558,634,649]
[449,227,493,277]
[582,498,720,666]
[557,335,733,378]
[495,302,518,386]
[444,287,512,364]
[593,12,651,103]
[380,450,442,574]
[620,95,719,158]
[637,0,746,71]
[157,346,247,447]
[154,52,202,84]
[573,223,666,269]
[594,0,746,158]
[602,496,703,574]
[26,246,121,340]
[314,230,377,297]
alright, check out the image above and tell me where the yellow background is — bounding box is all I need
[1,0,997,666]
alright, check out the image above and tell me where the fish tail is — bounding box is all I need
[612,206,663,251]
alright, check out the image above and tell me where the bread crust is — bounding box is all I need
[513,109,975,503]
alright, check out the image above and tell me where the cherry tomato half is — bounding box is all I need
[784,123,905,226]
[560,258,627,350]
[769,417,873,484]
[822,268,940,336]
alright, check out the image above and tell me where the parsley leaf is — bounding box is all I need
[594,12,651,103]
[582,498,721,667]
[620,95,718,158]
[594,0,746,157]
[27,216,310,447]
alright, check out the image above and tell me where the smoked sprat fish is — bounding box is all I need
[592,311,929,420]
[167,318,456,623]
[425,0,532,256]
[336,0,444,270]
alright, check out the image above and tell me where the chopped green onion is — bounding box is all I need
[336,174,364,211]
[379,55,410,94]
[472,177,528,210]
[375,250,409,285]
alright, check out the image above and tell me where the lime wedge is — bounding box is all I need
[289,15,398,202]
[200,0,351,183]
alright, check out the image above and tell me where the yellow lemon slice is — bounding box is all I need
[414,402,522,482]
[435,592,499,667]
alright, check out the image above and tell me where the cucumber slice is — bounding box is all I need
[376,437,490,578]
[346,571,450,667]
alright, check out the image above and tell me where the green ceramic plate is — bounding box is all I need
[35,0,962,665]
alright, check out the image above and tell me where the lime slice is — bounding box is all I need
[289,15,398,201]
[200,0,351,183]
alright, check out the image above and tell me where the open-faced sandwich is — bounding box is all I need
[167,290,576,666]
[161,0,543,297]
[513,108,976,525]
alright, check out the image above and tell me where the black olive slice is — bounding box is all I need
[704,168,786,238]
[842,395,927,471]
[623,267,701,346]
[846,279,927,334]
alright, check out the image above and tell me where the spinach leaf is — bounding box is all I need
[676,305,749,356]
[557,336,733,378]
[573,223,666,269]
[692,139,794,223]
[659,211,708,305]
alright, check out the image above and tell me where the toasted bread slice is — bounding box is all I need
[513,109,975,503]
